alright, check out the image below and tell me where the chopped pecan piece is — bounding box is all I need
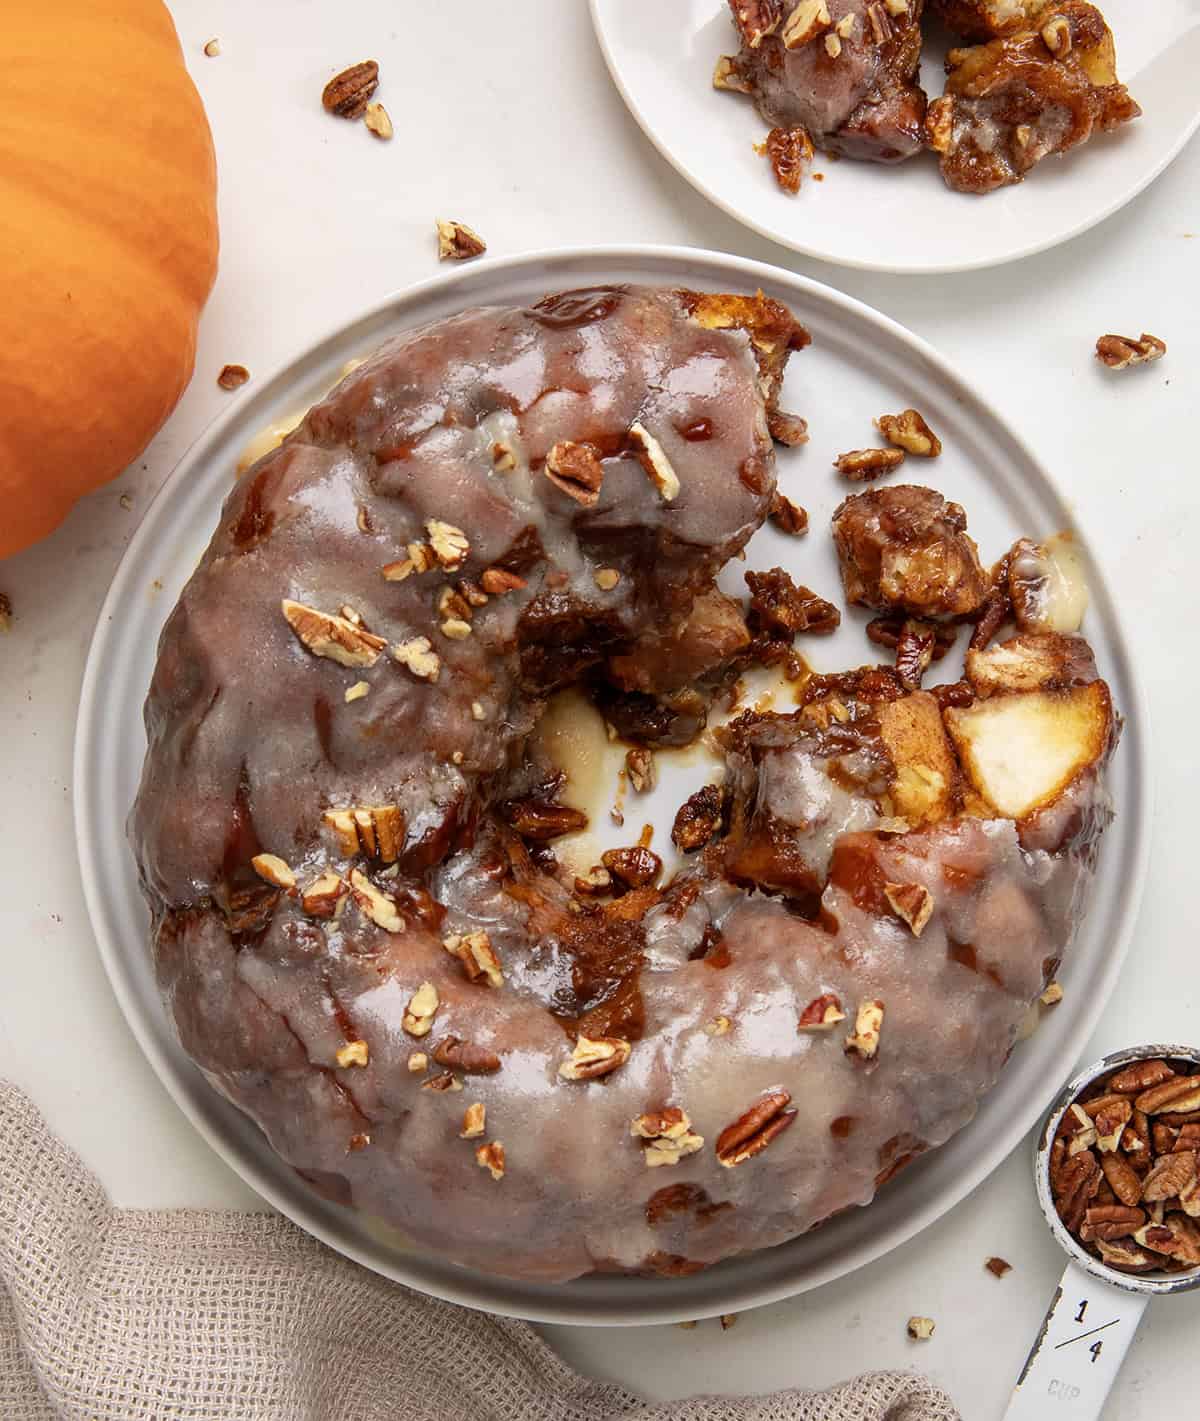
[558,1035,632,1081]
[632,1108,705,1167]
[883,882,933,937]
[875,409,942,458]
[907,1316,935,1341]
[1039,982,1064,1007]
[460,1102,487,1139]
[745,567,840,637]
[1095,333,1166,371]
[766,409,809,446]
[348,869,404,933]
[480,567,526,595]
[281,600,386,668]
[322,60,379,119]
[425,519,469,568]
[433,1035,501,1074]
[363,102,393,140]
[476,1141,505,1179]
[763,125,814,194]
[401,982,440,1038]
[442,930,503,988]
[217,363,249,390]
[544,441,604,505]
[390,636,441,682]
[894,619,937,690]
[625,747,656,794]
[769,491,808,535]
[323,804,405,862]
[574,866,613,896]
[628,422,680,501]
[502,796,588,841]
[834,447,906,482]
[335,1040,369,1069]
[716,1090,796,1167]
[436,219,487,261]
[985,1256,1012,1278]
[845,1000,884,1060]
[422,1072,461,1093]
[301,871,348,919]
[250,853,295,892]
[781,0,831,47]
[730,0,782,48]
[671,784,724,852]
[798,994,846,1031]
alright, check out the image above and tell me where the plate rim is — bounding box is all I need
[587,0,1200,275]
[73,242,1153,1325]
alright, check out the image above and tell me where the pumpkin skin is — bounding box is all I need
[0,1,218,558]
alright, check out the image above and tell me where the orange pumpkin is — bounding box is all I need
[0,1,218,558]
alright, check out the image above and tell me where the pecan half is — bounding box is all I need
[1141,1150,1197,1203]
[1109,1059,1176,1095]
[1080,1204,1146,1243]
[433,1036,501,1074]
[322,60,379,119]
[502,797,588,841]
[715,1090,796,1168]
[1136,1078,1200,1116]
[1052,1148,1101,1234]
[1095,333,1166,371]
[348,869,404,933]
[558,1035,631,1081]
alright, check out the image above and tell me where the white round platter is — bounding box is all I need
[74,245,1150,1324]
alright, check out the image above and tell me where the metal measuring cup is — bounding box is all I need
[1005,1044,1200,1419]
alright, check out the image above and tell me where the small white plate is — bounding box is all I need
[590,1,1200,273]
[75,245,1149,1324]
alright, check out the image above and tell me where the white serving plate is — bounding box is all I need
[590,0,1200,273]
[74,245,1149,1325]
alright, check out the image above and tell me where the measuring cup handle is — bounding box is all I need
[1004,1259,1149,1419]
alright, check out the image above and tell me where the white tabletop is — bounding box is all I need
[2,3,1197,1416]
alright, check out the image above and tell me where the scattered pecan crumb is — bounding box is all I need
[907,1316,935,1341]
[437,218,487,262]
[1095,333,1166,371]
[746,567,840,638]
[625,747,656,794]
[834,446,905,482]
[769,492,808,535]
[678,1319,699,1331]
[544,441,604,506]
[0,593,12,634]
[720,1313,738,1330]
[217,364,250,391]
[985,1256,1012,1278]
[322,60,379,119]
[203,38,221,58]
[574,866,613,896]
[336,1040,369,1069]
[1040,982,1064,1006]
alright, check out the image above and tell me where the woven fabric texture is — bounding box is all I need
[0,1082,960,1421]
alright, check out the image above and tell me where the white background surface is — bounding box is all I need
[1,2,1196,1416]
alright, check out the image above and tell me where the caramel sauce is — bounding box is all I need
[313,696,334,765]
[230,467,276,550]
[678,417,714,442]
[830,1115,856,1139]
[530,288,623,330]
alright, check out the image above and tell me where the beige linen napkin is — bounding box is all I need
[0,1082,960,1421]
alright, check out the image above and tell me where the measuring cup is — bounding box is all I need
[1005,1044,1200,1419]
